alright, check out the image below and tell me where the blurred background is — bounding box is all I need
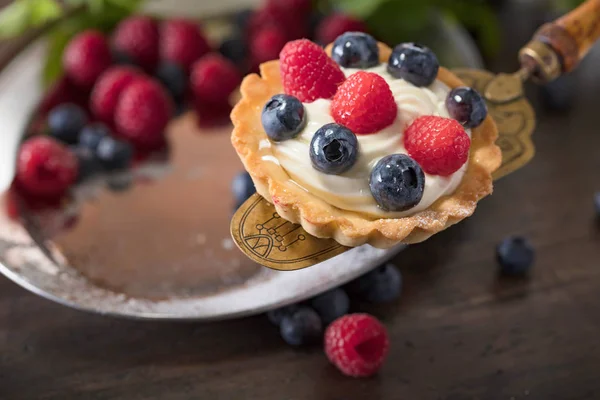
[0,0,589,111]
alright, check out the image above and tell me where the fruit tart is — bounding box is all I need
[231,33,501,248]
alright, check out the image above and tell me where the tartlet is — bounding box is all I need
[231,41,501,248]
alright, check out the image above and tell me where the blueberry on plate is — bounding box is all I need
[387,42,439,87]
[219,36,247,66]
[79,123,111,151]
[331,32,379,69]
[267,304,300,326]
[310,123,358,174]
[232,171,256,207]
[496,236,535,275]
[369,154,425,212]
[310,288,350,325]
[351,263,402,303]
[280,306,322,346]
[155,62,187,102]
[48,103,88,144]
[69,146,102,183]
[446,87,488,128]
[261,94,306,142]
[95,136,134,171]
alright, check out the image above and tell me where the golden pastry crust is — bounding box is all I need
[231,42,502,248]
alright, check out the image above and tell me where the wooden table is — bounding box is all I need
[2,3,600,400]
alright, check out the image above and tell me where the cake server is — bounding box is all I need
[231,0,600,271]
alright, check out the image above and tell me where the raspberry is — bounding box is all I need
[15,137,78,199]
[324,314,389,378]
[331,71,397,134]
[247,5,307,41]
[114,78,173,149]
[280,39,346,103]
[90,66,141,124]
[160,19,211,71]
[191,54,241,105]
[403,115,471,176]
[250,25,288,65]
[316,14,368,45]
[63,30,112,88]
[267,0,312,17]
[112,16,160,71]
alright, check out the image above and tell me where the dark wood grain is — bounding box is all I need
[2,2,600,400]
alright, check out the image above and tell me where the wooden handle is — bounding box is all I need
[534,0,600,73]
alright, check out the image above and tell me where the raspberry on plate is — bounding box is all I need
[191,54,242,105]
[324,313,389,378]
[331,71,397,134]
[112,16,160,71]
[114,78,173,149]
[247,4,308,41]
[160,19,211,71]
[63,30,112,88]
[404,115,471,176]
[316,13,368,46]
[15,137,78,198]
[279,39,346,103]
[90,66,141,124]
[267,0,312,18]
[250,25,288,65]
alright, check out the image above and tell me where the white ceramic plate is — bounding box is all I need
[0,38,404,321]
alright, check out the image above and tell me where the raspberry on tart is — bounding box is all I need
[231,34,501,248]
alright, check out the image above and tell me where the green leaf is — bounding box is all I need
[0,0,34,37]
[330,0,388,17]
[364,0,432,44]
[29,0,62,26]
[42,26,72,86]
[442,0,501,58]
[105,0,143,12]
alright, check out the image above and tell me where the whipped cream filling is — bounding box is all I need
[270,63,470,218]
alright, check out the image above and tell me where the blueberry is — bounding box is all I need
[232,171,256,206]
[79,123,110,151]
[69,146,102,183]
[387,42,439,87]
[309,123,358,175]
[496,236,535,275]
[369,154,425,212]
[219,36,247,66]
[95,137,133,171]
[594,192,600,216]
[267,304,300,326]
[47,103,88,144]
[155,62,187,102]
[351,263,402,303]
[261,94,306,142]
[446,87,488,128]
[310,288,350,325]
[279,307,322,346]
[331,32,379,69]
